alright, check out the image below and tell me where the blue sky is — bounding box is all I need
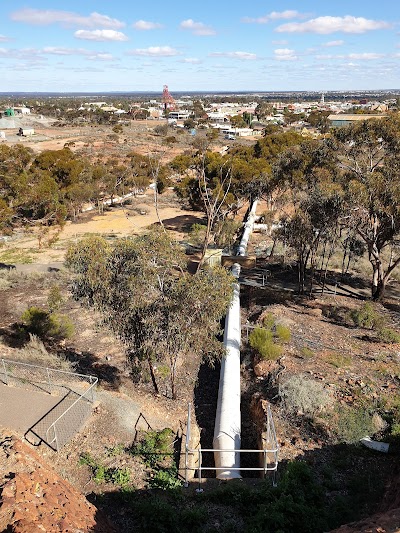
[0,1,399,92]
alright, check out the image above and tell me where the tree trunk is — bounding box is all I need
[148,358,159,395]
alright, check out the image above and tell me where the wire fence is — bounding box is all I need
[0,358,97,451]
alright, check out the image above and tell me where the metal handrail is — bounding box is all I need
[46,376,98,450]
[1,358,97,451]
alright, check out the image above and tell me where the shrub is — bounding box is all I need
[377,327,400,344]
[332,406,375,444]
[21,307,74,339]
[349,302,385,330]
[48,313,75,339]
[47,284,64,312]
[262,312,275,329]
[131,428,174,468]
[21,306,50,337]
[279,374,331,417]
[17,333,72,370]
[79,453,131,487]
[189,223,207,248]
[148,466,182,490]
[249,327,282,361]
[276,324,291,343]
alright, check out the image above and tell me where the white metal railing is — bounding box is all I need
[184,402,278,491]
[45,376,97,450]
[1,358,97,451]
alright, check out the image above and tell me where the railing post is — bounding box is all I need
[196,448,203,493]
[2,359,8,385]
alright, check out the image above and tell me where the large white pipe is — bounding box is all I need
[213,200,258,479]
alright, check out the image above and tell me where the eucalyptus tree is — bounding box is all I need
[329,116,400,300]
[66,231,234,399]
[273,140,343,294]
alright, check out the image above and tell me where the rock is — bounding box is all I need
[0,432,116,533]
[253,359,278,377]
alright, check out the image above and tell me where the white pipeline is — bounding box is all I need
[213,200,258,479]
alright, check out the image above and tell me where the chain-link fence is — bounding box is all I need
[0,358,97,450]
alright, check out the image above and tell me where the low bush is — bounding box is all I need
[299,346,314,359]
[249,327,282,361]
[131,428,174,468]
[21,306,74,340]
[349,302,385,330]
[79,452,131,487]
[279,374,331,417]
[331,406,375,444]
[276,323,291,343]
[148,466,182,490]
[376,327,400,344]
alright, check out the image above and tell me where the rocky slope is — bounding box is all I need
[0,431,116,533]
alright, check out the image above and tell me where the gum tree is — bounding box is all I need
[330,116,400,300]
[66,231,234,399]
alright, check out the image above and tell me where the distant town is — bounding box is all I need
[0,87,398,142]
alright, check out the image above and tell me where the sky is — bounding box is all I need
[0,0,399,93]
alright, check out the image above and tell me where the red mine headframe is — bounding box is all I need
[162,85,176,110]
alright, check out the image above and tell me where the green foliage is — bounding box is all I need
[79,452,131,487]
[325,352,352,368]
[132,428,174,468]
[350,302,384,329]
[275,324,291,343]
[131,499,183,533]
[377,327,400,344]
[21,306,74,340]
[66,233,234,398]
[189,223,207,247]
[300,346,314,359]
[279,374,331,417]
[262,312,275,329]
[148,466,182,490]
[331,406,375,444]
[249,327,282,361]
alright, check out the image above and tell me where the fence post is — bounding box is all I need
[46,367,52,394]
[2,359,8,385]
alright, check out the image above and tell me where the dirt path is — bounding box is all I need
[0,190,204,265]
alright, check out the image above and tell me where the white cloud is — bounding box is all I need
[181,57,202,64]
[209,51,257,60]
[42,46,87,55]
[127,46,180,57]
[242,11,305,24]
[0,35,11,42]
[74,30,129,41]
[276,16,390,34]
[274,48,298,61]
[180,19,216,36]
[41,47,114,60]
[133,20,163,30]
[10,8,125,29]
[86,53,114,61]
[348,52,385,59]
[323,40,345,47]
[316,52,385,60]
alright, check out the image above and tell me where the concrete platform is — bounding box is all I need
[0,382,60,435]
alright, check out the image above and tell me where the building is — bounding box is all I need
[327,114,387,127]
[168,111,190,120]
